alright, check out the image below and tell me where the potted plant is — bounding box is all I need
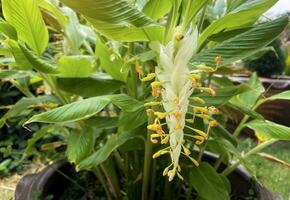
[0,0,290,199]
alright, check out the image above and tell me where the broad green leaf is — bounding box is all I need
[60,0,153,27]
[198,0,278,48]
[37,0,67,28]
[118,107,147,131]
[60,0,164,42]
[211,123,237,147]
[228,102,264,119]
[67,128,95,164]
[246,119,290,140]
[207,138,238,156]
[0,22,17,40]
[24,125,54,156]
[192,16,289,66]
[58,56,94,77]
[56,77,123,97]
[6,40,33,70]
[25,94,143,124]
[0,70,33,79]
[95,37,128,82]
[143,0,172,20]
[230,73,264,112]
[267,91,290,101]
[190,163,230,200]
[3,0,49,54]
[78,130,144,169]
[0,95,59,128]
[85,116,118,129]
[19,43,59,74]
[191,84,251,106]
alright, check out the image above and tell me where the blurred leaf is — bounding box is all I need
[0,95,60,128]
[6,40,33,70]
[0,70,33,79]
[207,138,238,156]
[0,22,17,40]
[246,119,290,140]
[96,37,128,82]
[57,77,123,97]
[198,0,278,48]
[78,129,144,169]
[190,162,230,200]
[143,0,172,20]
[192,16,289,66]
[118,107,147,131]
[67,128,95,164]
[25,94,143,124]
[267,91,290,101]
[58,56,94,77]
[3,0,49,54]
[85,116,118,129]
[19,43,59,74]
[256,153,290,168]
[211,123,237,147]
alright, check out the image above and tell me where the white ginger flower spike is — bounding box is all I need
[145,29,219,181]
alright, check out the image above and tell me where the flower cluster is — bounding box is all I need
[141,31,221,181]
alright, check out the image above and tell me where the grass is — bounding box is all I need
[239,139,290,200]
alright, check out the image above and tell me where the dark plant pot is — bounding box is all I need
[15,154,282,200]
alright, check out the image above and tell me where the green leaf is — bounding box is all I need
[192,16,289,66]
[67,128,95,164]
[61,0,153,27]
[3,0,49,54]
[0,22,18,40]
[246,119,290,140]
[190,163,230,200]
[95,37,128,82]
[198,0,278,48]
[191,84,251,106]
[56,77,123,97]
[211,123,237,147]
[143,0,172,20]
[37,0,68,28]
[19,43,59,74]
[118,107,147,131]
[25,94,143,124]
[267,91,290,101]
[0,95,59,128]
[85,116,118,129]
[0,70,33,79]
[58,56,94,77]
[78,130,144,170]
[6,40,33,70]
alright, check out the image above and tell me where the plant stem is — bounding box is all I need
[149,159,157,200]
[221,139,277,176]
[142,111,154,200]
[94,167,114,200]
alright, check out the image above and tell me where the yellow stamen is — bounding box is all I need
[189,156,199,166]
[173,96,179,105]
[193,128,208,137]
[176,123,182,130]
[141,73,156,82]
[192,82,201,89]
[146,109,154,116]
[197,114,211,120]
[199,87,216,96]
[189,74,201,82]
[193,106,208,113]
[215,56,222,65]
[176,172,184,181]
[191,97,205,104]
[182,145,191,156]
[208,106,219,114]
[154,112,167,119]
[151,81,162,88]
[209,120,218,128]
[196,64,216,73]
[186,119,194,124]
[144,101,162,107]
[135,61,144,79]
[163,166,171,176]
[161,135,169,144]
[168,167,177,182]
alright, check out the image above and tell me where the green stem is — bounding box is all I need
[94,167,114,200]
[142,111,154,200]
[10,79,34,98]
[149,159,157,200]
[100,163,120,199]
[221,139,277,176]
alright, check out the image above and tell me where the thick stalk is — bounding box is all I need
[221,139,277,176]
[142,110,154,200]
[149,159,157,200]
